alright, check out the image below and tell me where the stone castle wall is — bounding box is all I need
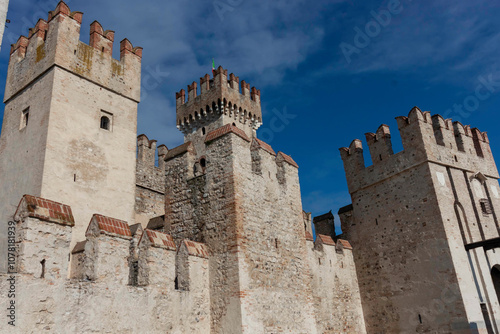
[163,121,366,333]
[135,134,167,227]
[0,195,210,333]
[0,3,367,333]
[339,107,500,333]
[0,1,142,271]
[307,236,366,333]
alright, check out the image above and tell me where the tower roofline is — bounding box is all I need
[175,66,262,135]
[5,0,142,102]
[340,107,498,193]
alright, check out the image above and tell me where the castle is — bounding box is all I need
[0,2,499,333]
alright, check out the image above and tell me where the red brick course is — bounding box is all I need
[142,229,176,250]
[14,194,75,226]
[253,138,276,155]
[88,214,131,238]
[205,124,251,143]
[165,142,195,161]
[277,151,299,168]
[183,240,209,258]
[338,239,353,250]
[317,234,335,246]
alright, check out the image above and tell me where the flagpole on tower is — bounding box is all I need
[212,58,215,76]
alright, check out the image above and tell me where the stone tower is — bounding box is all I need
[0,1,142,271]
[165,67,318,333]
[339,107,500,333]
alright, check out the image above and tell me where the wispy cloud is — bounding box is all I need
[59,0,335,146]
[330,0,500,87]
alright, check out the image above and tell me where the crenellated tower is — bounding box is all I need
[0,1,142,271]
[175,66,262,154]
[339,107,500,333]
[165,68,318,333]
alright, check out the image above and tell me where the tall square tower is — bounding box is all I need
[339,107,500,333]
[165,68,318,333]
[0,1,142,271]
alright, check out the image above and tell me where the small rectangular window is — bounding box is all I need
[100,110,113,131]
[480,199,492,215]
[20,107,29,130]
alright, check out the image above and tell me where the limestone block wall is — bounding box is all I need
[135,134,168,227]
[40,66,138,246]
[0,1,143,271]
[5,2,142,102]
[0,195,211,333]
[340,161,470,333]
[13,195,74,280]
[307,236,366,333]
[429,163,500,331]
[231,135,318,333]
[165,142,202,241]
[340,107,498,195]
[197,131,242,332]
[339,108,500,333]
[0,69,56,272]
[164,125,320,333]
[137,229,176,287]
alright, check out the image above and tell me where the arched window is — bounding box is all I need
[200,158,206,168]
[202,127,206,135]
[100,116,110,130]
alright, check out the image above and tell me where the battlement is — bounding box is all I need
[339,107,499,193]
[14,194,75,227]
[312,234,353,252]
[165,129,299,186]
[11,195,209,287]
[135,134,168,226]
[175,66,262,135]
[137,134,168,171]
[4,1,142,102]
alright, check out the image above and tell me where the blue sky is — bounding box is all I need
[2,0,500,234]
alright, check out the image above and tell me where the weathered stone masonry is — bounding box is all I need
[0,194,210,333]
[0,2,366,333]
[340,107,500,333]
[135,134,168,227]
[0,0,142,271]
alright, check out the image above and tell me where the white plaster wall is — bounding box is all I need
[307,241,366,333]
[431,162,500,333]
[233,138,318,334]
[41,67,137,246]
[0,70,55,272]
[0,218,210,333]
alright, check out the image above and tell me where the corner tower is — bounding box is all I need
[0,1,142,271]
[339,107,500,333]
[165,68,317,333]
